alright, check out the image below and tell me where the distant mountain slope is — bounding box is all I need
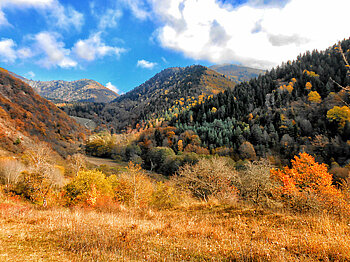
[0,67,87,156]
[61,65,236,132]
[25,79,119,103]
[210,64,265,83]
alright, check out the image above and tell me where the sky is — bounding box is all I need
[0,0,349,94]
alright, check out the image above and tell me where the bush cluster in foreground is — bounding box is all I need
[1,150,350,218]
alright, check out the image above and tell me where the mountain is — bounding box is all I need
[25,79,119,103]
[0,67,87,156]
[210,64,265,83]
[172,39,350,166]
[60,65,236,132]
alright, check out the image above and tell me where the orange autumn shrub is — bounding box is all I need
[270,152,348,214]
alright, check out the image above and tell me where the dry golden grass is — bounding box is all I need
[1,194,350,262]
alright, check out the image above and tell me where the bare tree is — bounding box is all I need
[173,157,239,203]
[25,142,54,175]
[237,160,274,205]
[330,42,350,106]
[67,153,86,176]
[20,142,64,205]
[0,157,25,186]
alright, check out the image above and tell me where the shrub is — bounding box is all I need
[173,157,238,203]
[14,171,53,204]
[12,159,64,206]
[237,160,275,205]
[238,141,256,160]
[329,166,350,185]
[124,144,142,162]
[160,152,199,176]
[145,147,175,172]
[85,132,116,157]
[64,170,112,206]
[110,162,154,208]
[270,152,348,213]
[151,182,180,209]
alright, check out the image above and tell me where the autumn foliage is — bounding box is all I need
[270,152,347,213]
[327,106,350,129]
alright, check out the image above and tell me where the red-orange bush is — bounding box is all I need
[270,152,348,213]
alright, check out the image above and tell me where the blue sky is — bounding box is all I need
[0,0,349,94]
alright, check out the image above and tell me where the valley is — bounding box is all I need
[0,39,350,261]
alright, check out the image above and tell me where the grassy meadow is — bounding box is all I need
[1,189,350,261]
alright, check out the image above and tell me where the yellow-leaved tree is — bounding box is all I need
[327,106,350,129]
[308,91,322,103]
[305,81,312,90]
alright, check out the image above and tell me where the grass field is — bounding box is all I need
[1,197,349,261]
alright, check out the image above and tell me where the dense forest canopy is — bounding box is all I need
[170,39,350,166]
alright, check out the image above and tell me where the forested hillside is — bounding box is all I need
[171,39,350,166]
[61,65,236,132]
[0,67,87,156]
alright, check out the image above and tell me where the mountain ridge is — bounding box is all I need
[209,64,265,83]
[25,78,119,103]
[60,65,237,132]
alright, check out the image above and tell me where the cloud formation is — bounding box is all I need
[0,31,127,69]
[137,59,157,69]
[106,82,120,94]
[122,0,150,20]
[48,2,84,31]
[26,71,36,79]
[73,33,126,62]
[0,0,83,31]
[0,39,17,62]
[0,39,34,63]
[145,0,350,68]
[97,8,122,30]
[34,32,77,68]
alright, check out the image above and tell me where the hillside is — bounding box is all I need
[61,65,236,132]
[25,79,119,103]
[209,64,265,83]
[172,39,350,166]
[0,67,87,156]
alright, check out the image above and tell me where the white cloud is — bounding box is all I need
[0,0,53,27]
[0,10,9,27]
[73,33,126,61]
[26,71,35,79]
[137,59,157,69]
[122,0,150,20]
[17,47,34,59]
[0,39,34,63]
[0,0,53,7]
[34,31,77,68]
[0,0,83,31]
[98,9,122,30]
[0,39,17,62]
[147,0,350,68]
[161,57,168,63]
[48,2,84,31]
[106,82,120,94]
